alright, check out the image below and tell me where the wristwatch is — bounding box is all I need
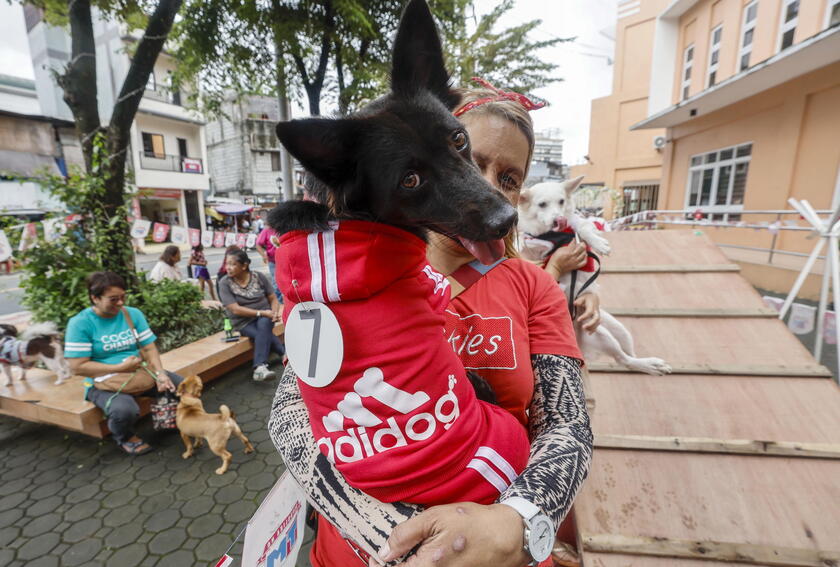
[500,497,554,565]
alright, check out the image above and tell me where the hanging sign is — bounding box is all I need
[213,231,226,248]
[152,222,170,243]
[0,231,12,263]
[189,228,201,247]
[130,219,152,239]
[824,311,836,345]
[762,295,784,313]
[788,303,816,335]
[42,218,66,242]
[246,233,258,249]
[19,223,37,252]
[236,233,248,248]
[202,231,214,248]
[225,232,237,247]
[241,471,307,567]
[170,226,188,245]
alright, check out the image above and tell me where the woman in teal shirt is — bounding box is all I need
[65,271,182,455]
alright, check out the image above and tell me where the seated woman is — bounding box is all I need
[149,245,182,283]
[217,249,285,382]
[65,271,182,455]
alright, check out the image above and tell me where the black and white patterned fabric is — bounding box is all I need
[267,353,592,559]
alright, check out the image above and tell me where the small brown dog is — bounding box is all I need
[176,375,254,474]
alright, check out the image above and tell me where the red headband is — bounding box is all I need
[453,77,548,117]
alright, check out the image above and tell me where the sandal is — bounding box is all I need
[119,439,153,455]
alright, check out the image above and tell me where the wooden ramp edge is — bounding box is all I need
[577,230,840,566]
[0,323,284,438]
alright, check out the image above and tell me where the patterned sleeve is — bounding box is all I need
[499,354,593,529]
[267,353,592,557]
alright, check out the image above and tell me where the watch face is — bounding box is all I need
[527,516,554,562]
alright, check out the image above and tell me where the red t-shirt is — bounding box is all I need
[309,256,582,566]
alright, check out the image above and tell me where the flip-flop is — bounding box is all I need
[119,439,153,455]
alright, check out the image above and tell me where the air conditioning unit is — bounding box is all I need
[653,136,667,151]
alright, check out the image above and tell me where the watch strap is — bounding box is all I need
[500,496,541,521]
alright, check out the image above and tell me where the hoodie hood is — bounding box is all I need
[276,221,428,304]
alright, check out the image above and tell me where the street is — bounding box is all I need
[0,248,271,316]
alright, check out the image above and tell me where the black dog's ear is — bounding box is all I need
[275,118,359,188]
[391,0,459,110]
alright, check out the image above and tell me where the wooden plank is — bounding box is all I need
[580,534,840,567]
[586,317,820,369]
[598,272,768,312]
[595,434,840,459]
[582,553,776,567]
[605,307,777,318]
[601,230,731,267]
[574,451,840,553]
[588,362,832,377]
[601,264,740,273]
[588,374,840,446]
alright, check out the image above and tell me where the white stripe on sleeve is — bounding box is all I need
[307,232,325,303]
[475,446,519,485]
[322,228,340,302]
[466,458,509,494]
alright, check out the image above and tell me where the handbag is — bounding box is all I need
[151,393,179,431]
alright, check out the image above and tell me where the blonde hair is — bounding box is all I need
[455,87,538,258]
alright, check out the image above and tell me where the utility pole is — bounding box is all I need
[275,43,295,202]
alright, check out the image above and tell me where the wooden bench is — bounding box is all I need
[0,324,284,438]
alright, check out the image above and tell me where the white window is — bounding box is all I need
[827,0,840,28]
[707,25,722,87]
[681,44,694,100]
[738,2,758,72]
[778,0,799,51]
[686,143,752,220]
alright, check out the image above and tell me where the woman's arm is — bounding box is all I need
[379,354,593,566]
[138,342,175,392]
[69,356,138,377]
[268,364,420,559]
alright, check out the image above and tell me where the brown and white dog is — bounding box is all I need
[0,322,72,386]
[518,177,672,376]
[175,374,254,475]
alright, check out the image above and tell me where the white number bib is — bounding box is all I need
[285,302,344,388]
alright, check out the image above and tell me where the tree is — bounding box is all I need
[26,0,183,282]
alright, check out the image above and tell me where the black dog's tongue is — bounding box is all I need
[457,237,505,265]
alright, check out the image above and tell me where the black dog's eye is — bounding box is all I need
[451,130,468,152]
[559,200,565,206]
[401,171,421,189]
[538,202,547,209]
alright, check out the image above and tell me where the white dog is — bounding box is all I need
[0,322,72,386]
[518,176,672,376]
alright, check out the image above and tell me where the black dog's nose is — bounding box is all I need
[486,207,518,239]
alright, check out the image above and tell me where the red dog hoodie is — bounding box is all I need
[276,220,529,505]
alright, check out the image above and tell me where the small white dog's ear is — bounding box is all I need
[519,186,532,205]
[564,175,585,197]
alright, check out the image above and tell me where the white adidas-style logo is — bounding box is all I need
[316,367,462,464]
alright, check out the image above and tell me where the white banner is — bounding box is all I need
[130,219,152,239]
[824,311,836,345]
[246,233,258,249]
[42,218,66,242]
[242,472,306,567]
[18,223,37,252]
[0,231,12,263]
[201,231,214,248]
[170,226,189,245]
[762,295,784,313]
[225,232,237,247]
[788,303,816,335]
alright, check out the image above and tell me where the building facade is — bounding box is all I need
[206,95,302,205]
[24,5,209,230]
[571,0,672,218]
[527,131,566,185]
[634,0,840,295]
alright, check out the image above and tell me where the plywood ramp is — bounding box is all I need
[576,230,840,566]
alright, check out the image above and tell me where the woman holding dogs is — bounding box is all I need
[65,272,183,455]
[217,248,285,382]
[268,2,595,565]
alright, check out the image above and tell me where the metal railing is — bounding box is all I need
[609,208,834,264]
[143,88,182,106]
[138,152,203,174]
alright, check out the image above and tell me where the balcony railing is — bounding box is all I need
[144,87,182,106]
[138,152,203,174]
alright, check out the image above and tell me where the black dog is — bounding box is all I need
[268,0,516,265]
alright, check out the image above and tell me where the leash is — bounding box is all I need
[531,230,602,318]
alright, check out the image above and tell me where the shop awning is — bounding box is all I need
[205,207,225,221]
[214,204,254,215]
[0,150,61,177]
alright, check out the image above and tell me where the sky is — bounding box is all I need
[0,0,616,165]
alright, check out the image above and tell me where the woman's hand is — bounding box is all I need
[119,355,142,373]
[372,503,530,567]
[156,372,176,393]
[272,306,283,322]
[574,293,601,333]
[545,243,587,280]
